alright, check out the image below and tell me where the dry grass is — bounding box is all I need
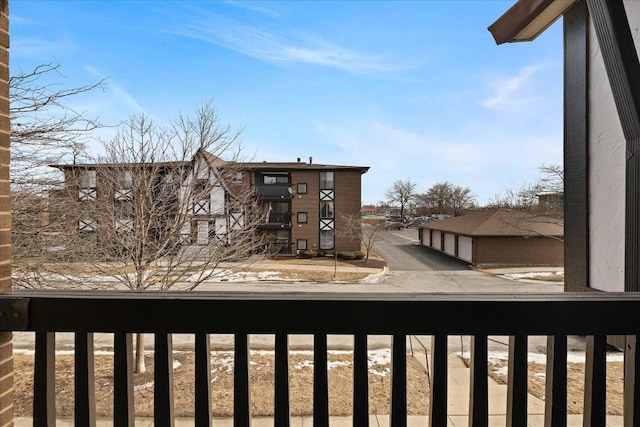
[488,360,623,415]
[13,351,429,417]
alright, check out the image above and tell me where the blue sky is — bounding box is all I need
[11,1,563,205]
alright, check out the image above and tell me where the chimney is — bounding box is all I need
[297,157,301,163]
[309,156,313,164]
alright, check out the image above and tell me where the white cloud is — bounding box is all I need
[480,64,547,110]
[311,120,561,205]
[170,12,405,74]
[84,66,145,115]
[11,37,74,59]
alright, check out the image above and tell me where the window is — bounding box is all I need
[320,230,334,250]
[78,169,97,201]
[297,239,307,250]
[297,212,308,223]
[115,199,134,216]
[78,169,96,189]
[297,183,307,194]
[232,171,243,183]
[78,219,97,233]
[320,171,334,189]
[263,174,288,184]
[117,170,133,189]
[320,201,334,218]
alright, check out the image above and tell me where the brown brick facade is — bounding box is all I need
[289,170,362,252]
[473,236,563,267]
[334,171,362,251]
[0,1,11,424]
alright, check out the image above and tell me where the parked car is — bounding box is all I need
[384,222,406,230]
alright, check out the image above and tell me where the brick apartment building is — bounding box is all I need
[51,152,369,255]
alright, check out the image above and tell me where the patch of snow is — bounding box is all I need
[494,366,509,376]
[458,350,624,366]
[501,271,564,281]
[328,360,351,369]
[134,382,154,391]
[293,360,314,370]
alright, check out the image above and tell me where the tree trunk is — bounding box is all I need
[135,333,146,373]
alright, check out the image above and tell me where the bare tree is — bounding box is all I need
[338,213,383,263]
[23,101,267,372]
[11,63,107,273]
[415,181,476,216]
[487,163,563,215]
[385,179,416,221]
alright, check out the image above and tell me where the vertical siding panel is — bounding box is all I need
[390,334,407,427]
[234,334,251,427]
[113,332,134,427]
[429,335,448,427]
[583,335,607,426]
[313,334,329,427]
[75,332,96,426]
[195,333,212,426]
[563,0,590,293]
[154,334,174,427]
[33,332,56,426]
[506,335,528,427]
[353,333,369,427]
[274,333,290,426]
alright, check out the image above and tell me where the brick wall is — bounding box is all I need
[475,236,564,266]
[291,171,320,250]
[0,1,12,424]
[334,171,362,251]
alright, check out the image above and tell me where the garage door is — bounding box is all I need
[432,230,442,250]
[444,233,456,255]
[458,236,473,262]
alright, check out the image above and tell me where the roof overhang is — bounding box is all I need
[488,0,579,44]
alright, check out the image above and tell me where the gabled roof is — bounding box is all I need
[420,208,563,237]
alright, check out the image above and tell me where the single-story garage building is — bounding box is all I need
[419,208,563,267]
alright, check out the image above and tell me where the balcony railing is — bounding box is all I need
[255,184,293,199]
[261,212,292,228]
[3,291,640,426]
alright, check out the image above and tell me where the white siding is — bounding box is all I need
[197,221,209,245]
[432,230,442,250]
[585,4,640,291]
[444,233,456,256]
[210,185,225,214]
[458,236,473,262]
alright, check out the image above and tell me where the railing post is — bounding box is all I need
[429,335,448,427]
[234,333,251,427]
[154,333,175,427]
[584,335,607,426]
[353,333,369,427]
[506,335,528,427]
[625,335,640,427]
[195,333,212,426]
[544,335,567,427]
[469,334,488,427]
[313,334,329,427]
[274,333,290,426]
[33,332,56,426]
[113,332,134,427]
[390,334,407,427]
[75,332,96,427]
